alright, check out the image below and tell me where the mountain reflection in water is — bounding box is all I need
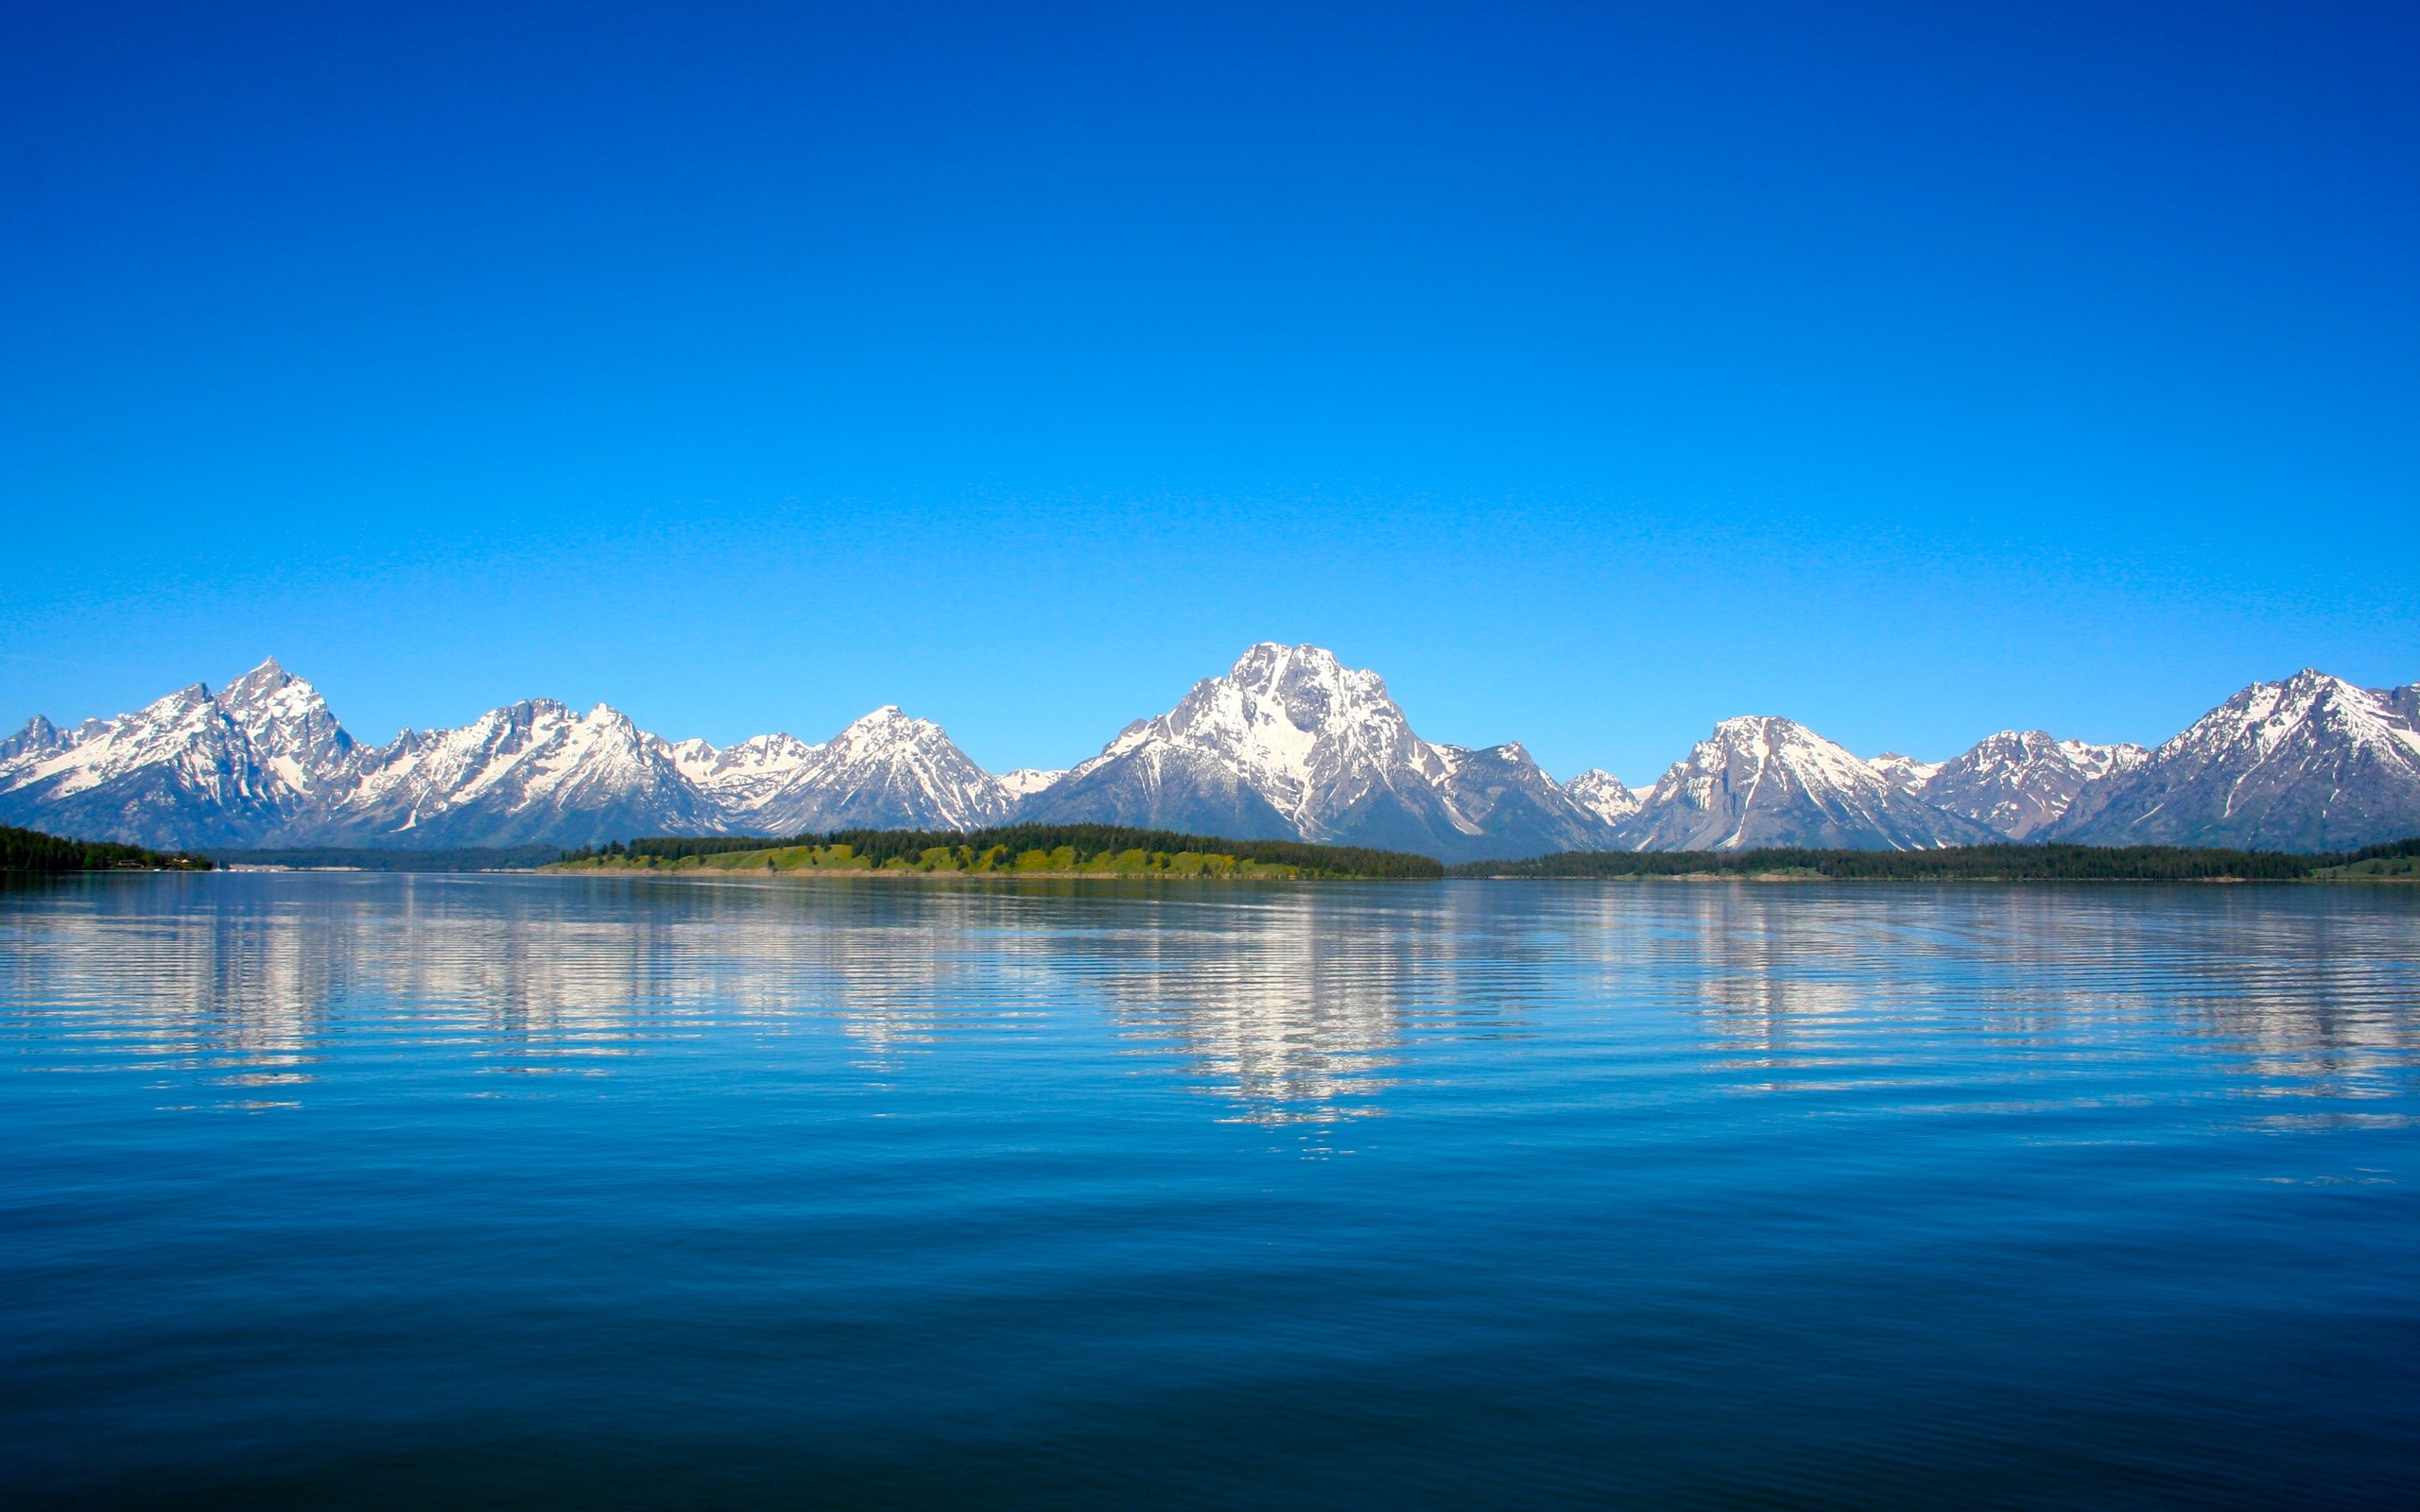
[5,873,2415,1126]
[3,872,2416,1509]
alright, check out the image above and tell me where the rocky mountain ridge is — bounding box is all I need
[2048,670,2420,851]
[4,652,2414,856]
[1613,716,1999,852]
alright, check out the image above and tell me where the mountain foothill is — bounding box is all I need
[3,646,2416,861]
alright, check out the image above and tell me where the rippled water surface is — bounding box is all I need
[4,872,2416,1508]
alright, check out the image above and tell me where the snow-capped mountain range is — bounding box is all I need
[3,649,2415,857]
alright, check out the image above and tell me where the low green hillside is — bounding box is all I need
[2308,837,2420,881]
[555,824,1444,880]
[0,825,214,872]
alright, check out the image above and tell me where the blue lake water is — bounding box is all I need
[3,872,2416,1508]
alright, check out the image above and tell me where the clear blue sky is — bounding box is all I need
[5,1,2413,782]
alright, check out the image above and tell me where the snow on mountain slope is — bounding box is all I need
[1020,644,1619,860]
[0,683,282,847]
[1564,769,1644,825]
[20,655,2408,856]
[1866,752,1942,794]
[1427,742,1621,860]
[0,659,362,847]
[311,698,720,848]
[214,658,362,798]
[718,708,1015,833]
[0,662,1017,849]
[1616,716,1998,851]
[999,767,1066,799]
[672,732,819,816]
[1918,731,2147,840]
[2051,671,2420,850]
[0,714,64,764]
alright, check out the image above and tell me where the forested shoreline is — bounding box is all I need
[1449,838,2420,882]
[0,825,213,872]
[9,821,2417,883]
[555,824,1447,880]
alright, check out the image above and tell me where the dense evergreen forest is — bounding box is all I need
[0,825,213,872]
[560,825,1445,880]
[199,847,567,871]
[1450,837,2420,882]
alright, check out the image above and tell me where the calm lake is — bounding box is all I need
[3,872,2415,1508]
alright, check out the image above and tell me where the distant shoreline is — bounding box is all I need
[11,826,2416,884]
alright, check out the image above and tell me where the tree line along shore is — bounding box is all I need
[1446,838,2420,882]
[551,828,2420,883]
[5,822,2418,881]
[0,825,213,872]
[549,825,1446,880]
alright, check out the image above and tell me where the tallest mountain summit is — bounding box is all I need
[1019,643,1621,861]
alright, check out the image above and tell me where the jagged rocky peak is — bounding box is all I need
[1563,768,1643,825]
[322,695,717,849]
[1918,730,2147,840]
[215,655,288,707]
[1426,741,1621,861]
[15,651,2413,855]
[1,714,65,763]
[2052,668,2420,850]
[212,656,359,790]
[1619,714,1996,851]
[19,680,225,791]
[687,731,817,778]
[0,676,288,848]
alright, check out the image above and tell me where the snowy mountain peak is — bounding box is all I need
[830,705,937,750]
[13,654,2415,856]
[683,707,1012,835]
[1916,730,2147,840]
[1,714,64,763]
[212,657,358,794]
[998,767,1066,798]
[1022,643,1618,859]
[1867,752,1942,794]
[1564,768,1644,825]
[1619,715,1996,851]
[2052,670,2420,850]
[0,677,296,846]
[216,657,290,706]
[1148,643,1423,827]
